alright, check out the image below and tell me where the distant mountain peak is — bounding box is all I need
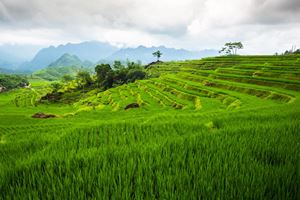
[60,53,71,57]
[59,53,80,59]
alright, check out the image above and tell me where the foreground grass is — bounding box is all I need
[0,104,299,199]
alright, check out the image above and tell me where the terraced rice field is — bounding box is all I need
[72,55,299,112]
[0,55,299,199]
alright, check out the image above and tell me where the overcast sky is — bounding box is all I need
[0,0,300,54]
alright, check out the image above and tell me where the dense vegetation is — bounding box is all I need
[0,55,299,199]
[40,60,146,103]
[95,61,146,89]
[0,74,29,90]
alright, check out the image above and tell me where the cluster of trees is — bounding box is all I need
[58,60,146,91]
[95,61,146,89]
[0,74,29,91]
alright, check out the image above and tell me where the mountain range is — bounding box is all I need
[105,45,217,64]
[0,41,218,72]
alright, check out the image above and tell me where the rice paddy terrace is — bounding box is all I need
[0,55,299,199]
[67,55,299,113]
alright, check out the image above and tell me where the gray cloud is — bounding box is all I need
[248,0,300,24]
[0,0,299,53]
[0,0,199,34]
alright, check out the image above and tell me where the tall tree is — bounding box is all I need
[152,50,162,61]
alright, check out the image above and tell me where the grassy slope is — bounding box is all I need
[0,55,299,199]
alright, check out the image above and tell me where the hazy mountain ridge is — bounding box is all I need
[20,41,117,71]
[105,45,218,63]
[0,41,218,72]
[0,44,42,69]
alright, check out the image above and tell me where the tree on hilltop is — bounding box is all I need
[152,50,162,61]
[219,42,243,55]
